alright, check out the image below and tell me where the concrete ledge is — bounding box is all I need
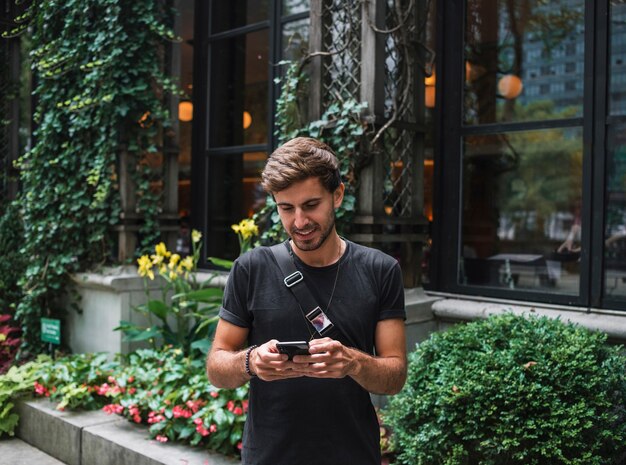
[0,438,67,465]
[16,398,121,465]
[72,267,228,292]
[432,298,626,343]
[15,399,240,465]
[83,421,239,465]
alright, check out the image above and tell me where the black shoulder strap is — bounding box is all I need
[270,242,349,342]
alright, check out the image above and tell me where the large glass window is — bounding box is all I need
[464,0,584,125]
[605,0,626,300]
[435,0,626,310]
[458,0,585,296]
[195,1,310,262]
[461,128,582,293]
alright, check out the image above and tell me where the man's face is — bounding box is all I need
[273,177,344,252]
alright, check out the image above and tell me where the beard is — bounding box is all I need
[289,209,336,252]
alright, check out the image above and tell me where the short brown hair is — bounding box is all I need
[261,137,341,193]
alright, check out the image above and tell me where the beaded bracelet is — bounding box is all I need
[245,345,258,378]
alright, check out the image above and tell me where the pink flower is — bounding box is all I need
[172,405,192,419]
[233,407,243,416]
[128,387,136,395]
[155,435,168,443]
[34,382,49,397]
[237,442,243,451]
[196,426,210,436]
[226,401,235,412]
[133,414,142,423]
[107,376,116,384]
[95,383,110,396]
[209,391,218,398]
[127,376,135,383]
[147,411,165,424]
[209,424,217,433]
[102,404,124,415]
[193,418,204,426]
[242,400,249,413]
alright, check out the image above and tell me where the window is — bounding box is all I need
[434,0,607,308]
[433,0,626,310]
[192,1,310,262]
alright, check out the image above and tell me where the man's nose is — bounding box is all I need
[294,208,310,229]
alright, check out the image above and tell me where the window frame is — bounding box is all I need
[430,0,626,310]
[191,0,310,267]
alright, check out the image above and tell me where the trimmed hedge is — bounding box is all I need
[386,313,626,465]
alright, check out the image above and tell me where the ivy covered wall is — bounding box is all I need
[1,0,181,357]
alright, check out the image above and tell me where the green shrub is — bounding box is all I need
[386,313,626,465]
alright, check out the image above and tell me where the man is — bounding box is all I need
[206,137,407,465]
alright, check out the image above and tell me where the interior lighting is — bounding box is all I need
[497,74,523,100]
[179,101,193,122]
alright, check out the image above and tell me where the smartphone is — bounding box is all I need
[276,341,310,360]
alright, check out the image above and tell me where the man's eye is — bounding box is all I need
[304,203,319,210]
[279,206,293,212]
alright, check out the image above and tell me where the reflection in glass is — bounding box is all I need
[207,152,267,259]
[211,1,269,34]
[604,125,626,297]
[282,0,309,16]
[464,0,584,125]
[209,30,269,147]
[282,18,310,62]
[609,1,626,116]
[460,128,583,294]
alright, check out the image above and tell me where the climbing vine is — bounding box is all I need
[254,60,368,245]
[2,0,181,357]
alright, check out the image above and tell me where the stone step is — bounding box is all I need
[15,399,240,465]
[0,437,67,465]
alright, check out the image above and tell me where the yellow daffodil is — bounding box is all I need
[155,242,171,258]
[169,270,178,280]
[191,229,202,244]
[232,218,259,240]
[168,253,181,269]
[180,256,194,272]
[137,255,155,280]
[151,254,164,266]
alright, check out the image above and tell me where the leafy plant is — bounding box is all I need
[32,347,247,456]
[2,0,182,358]
[0,314,21,374]
[254,60,366,245]
[386,313,626,465]
[116,231,222,357]
[0,356,49,437]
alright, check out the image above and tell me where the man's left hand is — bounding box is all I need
[290,338,359,379]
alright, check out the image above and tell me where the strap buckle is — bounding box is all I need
[284,271,304,288]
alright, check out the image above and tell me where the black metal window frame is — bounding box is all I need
[431,0,626,311]
[191,1,309,267]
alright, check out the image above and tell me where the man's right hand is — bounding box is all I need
[250,340,309,381]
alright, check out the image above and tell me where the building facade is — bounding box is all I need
[3,0,626,344]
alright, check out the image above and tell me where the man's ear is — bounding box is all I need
[333,182,345,208]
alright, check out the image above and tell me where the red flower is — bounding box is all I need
[233,407,244,416]
[155,435,168,443]
[226,401,235,412]
[237,442,243,451]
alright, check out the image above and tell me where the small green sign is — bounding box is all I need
[41,318,61,345]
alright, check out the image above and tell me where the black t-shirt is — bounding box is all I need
[219,240,405,465]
